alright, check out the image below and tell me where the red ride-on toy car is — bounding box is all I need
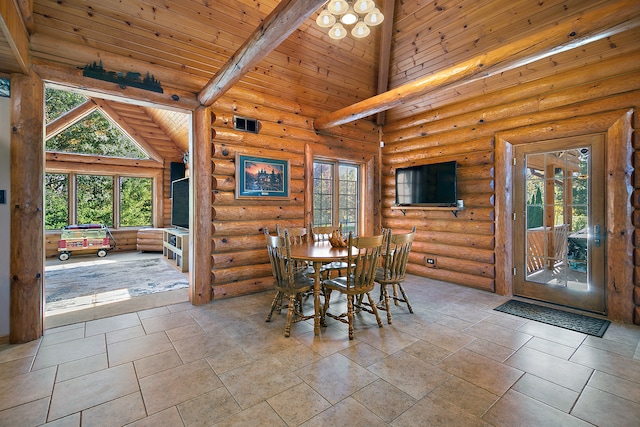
[57,224,117,261]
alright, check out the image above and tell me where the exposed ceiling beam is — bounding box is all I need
[0,0,30,74]
[46,99,97,140]
[315,0,640,130]
[198,0,326,107]
[16,0,34,34]
[375,0,396,127]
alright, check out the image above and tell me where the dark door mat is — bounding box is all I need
[493,299,610,337]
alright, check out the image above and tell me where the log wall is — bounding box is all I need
[208,89,379,300]
[382,46,640,323]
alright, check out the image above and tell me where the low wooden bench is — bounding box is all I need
[136,228,164,252]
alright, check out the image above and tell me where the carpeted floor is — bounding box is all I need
[45,254,188,314]
[494,299,610,337]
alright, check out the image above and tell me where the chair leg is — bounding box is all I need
[322,289,333,322]
[392,284,400,306]
[266,291,282,322]
[366,291,383,328]
[381,285,392,325]
[284,293,296,337]
[346,294,354,340]
[397,284,414,313]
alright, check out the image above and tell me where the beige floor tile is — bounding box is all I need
[42,412,81,427]
[141,311,198,335]
[0,396,49,427]
[32,334,105,371]
[368,350,450,400]
[41,327,85,347]
[483,389,591,426]
[571,344,640,383]
[177,387,241,427]
[465,320,532,351]
[172,330,240,364]
[524,336,577,359]
[139,359,222,415]
[401,339,451,365]
[0,366,56,411]
[517,321,587,348]
[409,322,476,353]
[339,341,388,368]
[587,370,640,404]
[506,346,592,392]
[134,349,184,379]
[0,339,41,364]
[584,334,638,358]
[511,373,579,413]
[294,327,354,357]
[107,331,173,367]
[351,378,417,423]
[267,382,332,427]
[571,385,640,426]
[296,352,378,404]
[438,348,523,396]
[391,394,491,427]
[48,363,139,421]
[219,358,302,409]
[81,391,146,427]
[356,325,418,355]
[56,352,108,382]
[85,312,141,336]
[237,327,306,357]
[165,322,206,342]
[126,406,184,427]
[106,325,146,344]
[430,375,500,418]
[137,306,172,320]
[205,346,255,375]
[0,356,33,381]
[463,337,516,362]
[301,397,387,427]
[262,342,323,371]
[211,401,287,427]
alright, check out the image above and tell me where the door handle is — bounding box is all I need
[594,225,601,247]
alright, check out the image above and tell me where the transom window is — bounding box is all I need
[313,160,360,235]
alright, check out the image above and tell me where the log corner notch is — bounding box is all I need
[197,0,326,107]
[0,0,31,74]
[313,0,640,130]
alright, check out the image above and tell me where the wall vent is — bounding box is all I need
[234,116,259,133]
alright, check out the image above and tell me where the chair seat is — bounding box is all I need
[323,276,375,295]
[320,261,349,271]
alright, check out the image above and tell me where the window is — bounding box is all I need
[313,160,360,234]
[45,173,153,230]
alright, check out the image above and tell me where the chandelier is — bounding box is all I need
[316,0,384,40]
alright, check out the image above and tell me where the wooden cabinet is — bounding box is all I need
[163,229,189,272]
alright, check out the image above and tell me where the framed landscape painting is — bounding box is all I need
[236,154,290,199]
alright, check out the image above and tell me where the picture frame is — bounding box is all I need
[236,154,290,199]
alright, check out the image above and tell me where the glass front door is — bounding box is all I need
[514,135,605,313]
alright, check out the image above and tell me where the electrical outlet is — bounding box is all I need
[425,257,437,268]
[0,189,5,204]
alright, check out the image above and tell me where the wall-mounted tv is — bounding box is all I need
[171,177,189,229]
[395,161,457,207]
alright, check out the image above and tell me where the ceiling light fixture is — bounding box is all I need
[316,0,384,40]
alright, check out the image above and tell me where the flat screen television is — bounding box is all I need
[395,161,457,207]
[171,177,189,229]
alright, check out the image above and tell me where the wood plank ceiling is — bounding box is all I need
[2,0,635,127]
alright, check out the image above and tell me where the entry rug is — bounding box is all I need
[493,299,610,337]
[45,257,188,313]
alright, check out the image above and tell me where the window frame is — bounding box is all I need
[312,157,364,236]
[45,162,162,230]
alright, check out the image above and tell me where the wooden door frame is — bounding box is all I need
[495,109,634,323]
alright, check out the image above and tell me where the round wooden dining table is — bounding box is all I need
[288,241,353,335]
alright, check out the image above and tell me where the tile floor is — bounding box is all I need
[1,275,640,426]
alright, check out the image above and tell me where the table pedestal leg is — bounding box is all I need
[313,262,321,335]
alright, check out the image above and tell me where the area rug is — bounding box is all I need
[493,299,610,337]
[45,257,189,313]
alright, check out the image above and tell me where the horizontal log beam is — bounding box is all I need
[314,0,640,130]
[0,0,30,74]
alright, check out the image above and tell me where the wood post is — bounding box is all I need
[10,73,44,343]
[190,107,213,305]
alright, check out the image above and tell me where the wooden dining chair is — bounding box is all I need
[265,229,314,337]
[374,226,416,324]
[321,232,384,340]
[309,223,349,278]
